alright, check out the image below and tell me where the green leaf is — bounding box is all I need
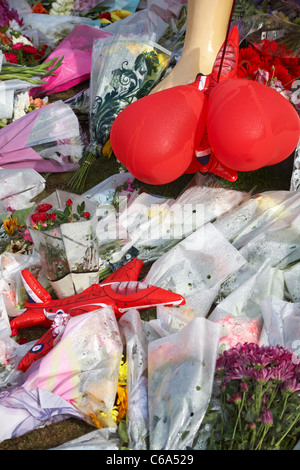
[77,201,85,215]
[245,407,259,423]
[9,207,32,225]
[55,210,66,219]
[118,418,129,445]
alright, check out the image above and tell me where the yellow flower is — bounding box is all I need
[3,216,21,235]
[110,356,128,424]
[118,356,128,383]
[102,139,113,158]
[111,406,119,423]
[111,10,132,22]
[89,412,107,429]
[114,383,128,423]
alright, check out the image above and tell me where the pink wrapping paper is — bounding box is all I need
[0,102,81,172]
[31,25,113,97]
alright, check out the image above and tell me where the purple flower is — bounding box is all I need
[261,409,273,427]
[240,381,249,392]
[271,361,296,383]
[249,421,256,431]
[228,392,242,404]
[0,0,21,28]
[251,367,273,384]
[281,378,300,394]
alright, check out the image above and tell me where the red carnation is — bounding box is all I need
[47,213,57,221]
[4,52,18,64]
[66,199,72,207]
[82,211,90,219]
[99,12,111,20]
[12,42,23,50]
[36,203,53,212]
[23,45,39,55]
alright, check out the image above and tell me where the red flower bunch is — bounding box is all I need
[99,12,112,21]
[237,39,300,91]
[4,41,47,65]
[31,199,91,231]
[32,2,49,14]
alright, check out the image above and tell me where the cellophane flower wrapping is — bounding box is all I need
[119,309,151,450]
[208,260,285,351]
[92,173,250,270]
[148,317,220,450]
[20,12,98,46]
[0,251,48,315]
[260,295,300,352]
[145,222,247,317]
[31,25,112,97]
[27,190,99,298]
[0,100,83,172]
[51,427,121,450]
[89,33,171,154]
[0,293,23,388]
[0,168,45,213]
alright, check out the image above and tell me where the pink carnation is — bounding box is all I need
[12,42,23,50]
[216,315,260,351]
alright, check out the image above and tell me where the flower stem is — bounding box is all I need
[255,425,269,450]
[230,393,245,449]
[279,393,290,420]
[274,410,300,450]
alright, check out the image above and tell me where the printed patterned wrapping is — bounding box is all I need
[89,33,171,153]
[290,141,300,191]
[27,190,99,298]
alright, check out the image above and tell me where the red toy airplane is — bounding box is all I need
[11,258,185,372]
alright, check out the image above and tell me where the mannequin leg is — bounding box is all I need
[151,0,235,93]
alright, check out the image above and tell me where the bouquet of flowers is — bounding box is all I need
[0,100,83,173]
[202,342,300,450]
[30,24,112,98]
[119,309,150,450]
[148,317,220,450]
[237,37,300,113]
[0,306,124,442]
[0,0,51,67]
[91,173,250,276]
[27,190,99,298]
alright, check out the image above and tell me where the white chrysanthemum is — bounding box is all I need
[11,34,34,46]
[50,0,74,15]
[7,19,21,32]
[13,92,30,121]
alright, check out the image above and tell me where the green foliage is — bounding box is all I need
[232,0,270,19]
